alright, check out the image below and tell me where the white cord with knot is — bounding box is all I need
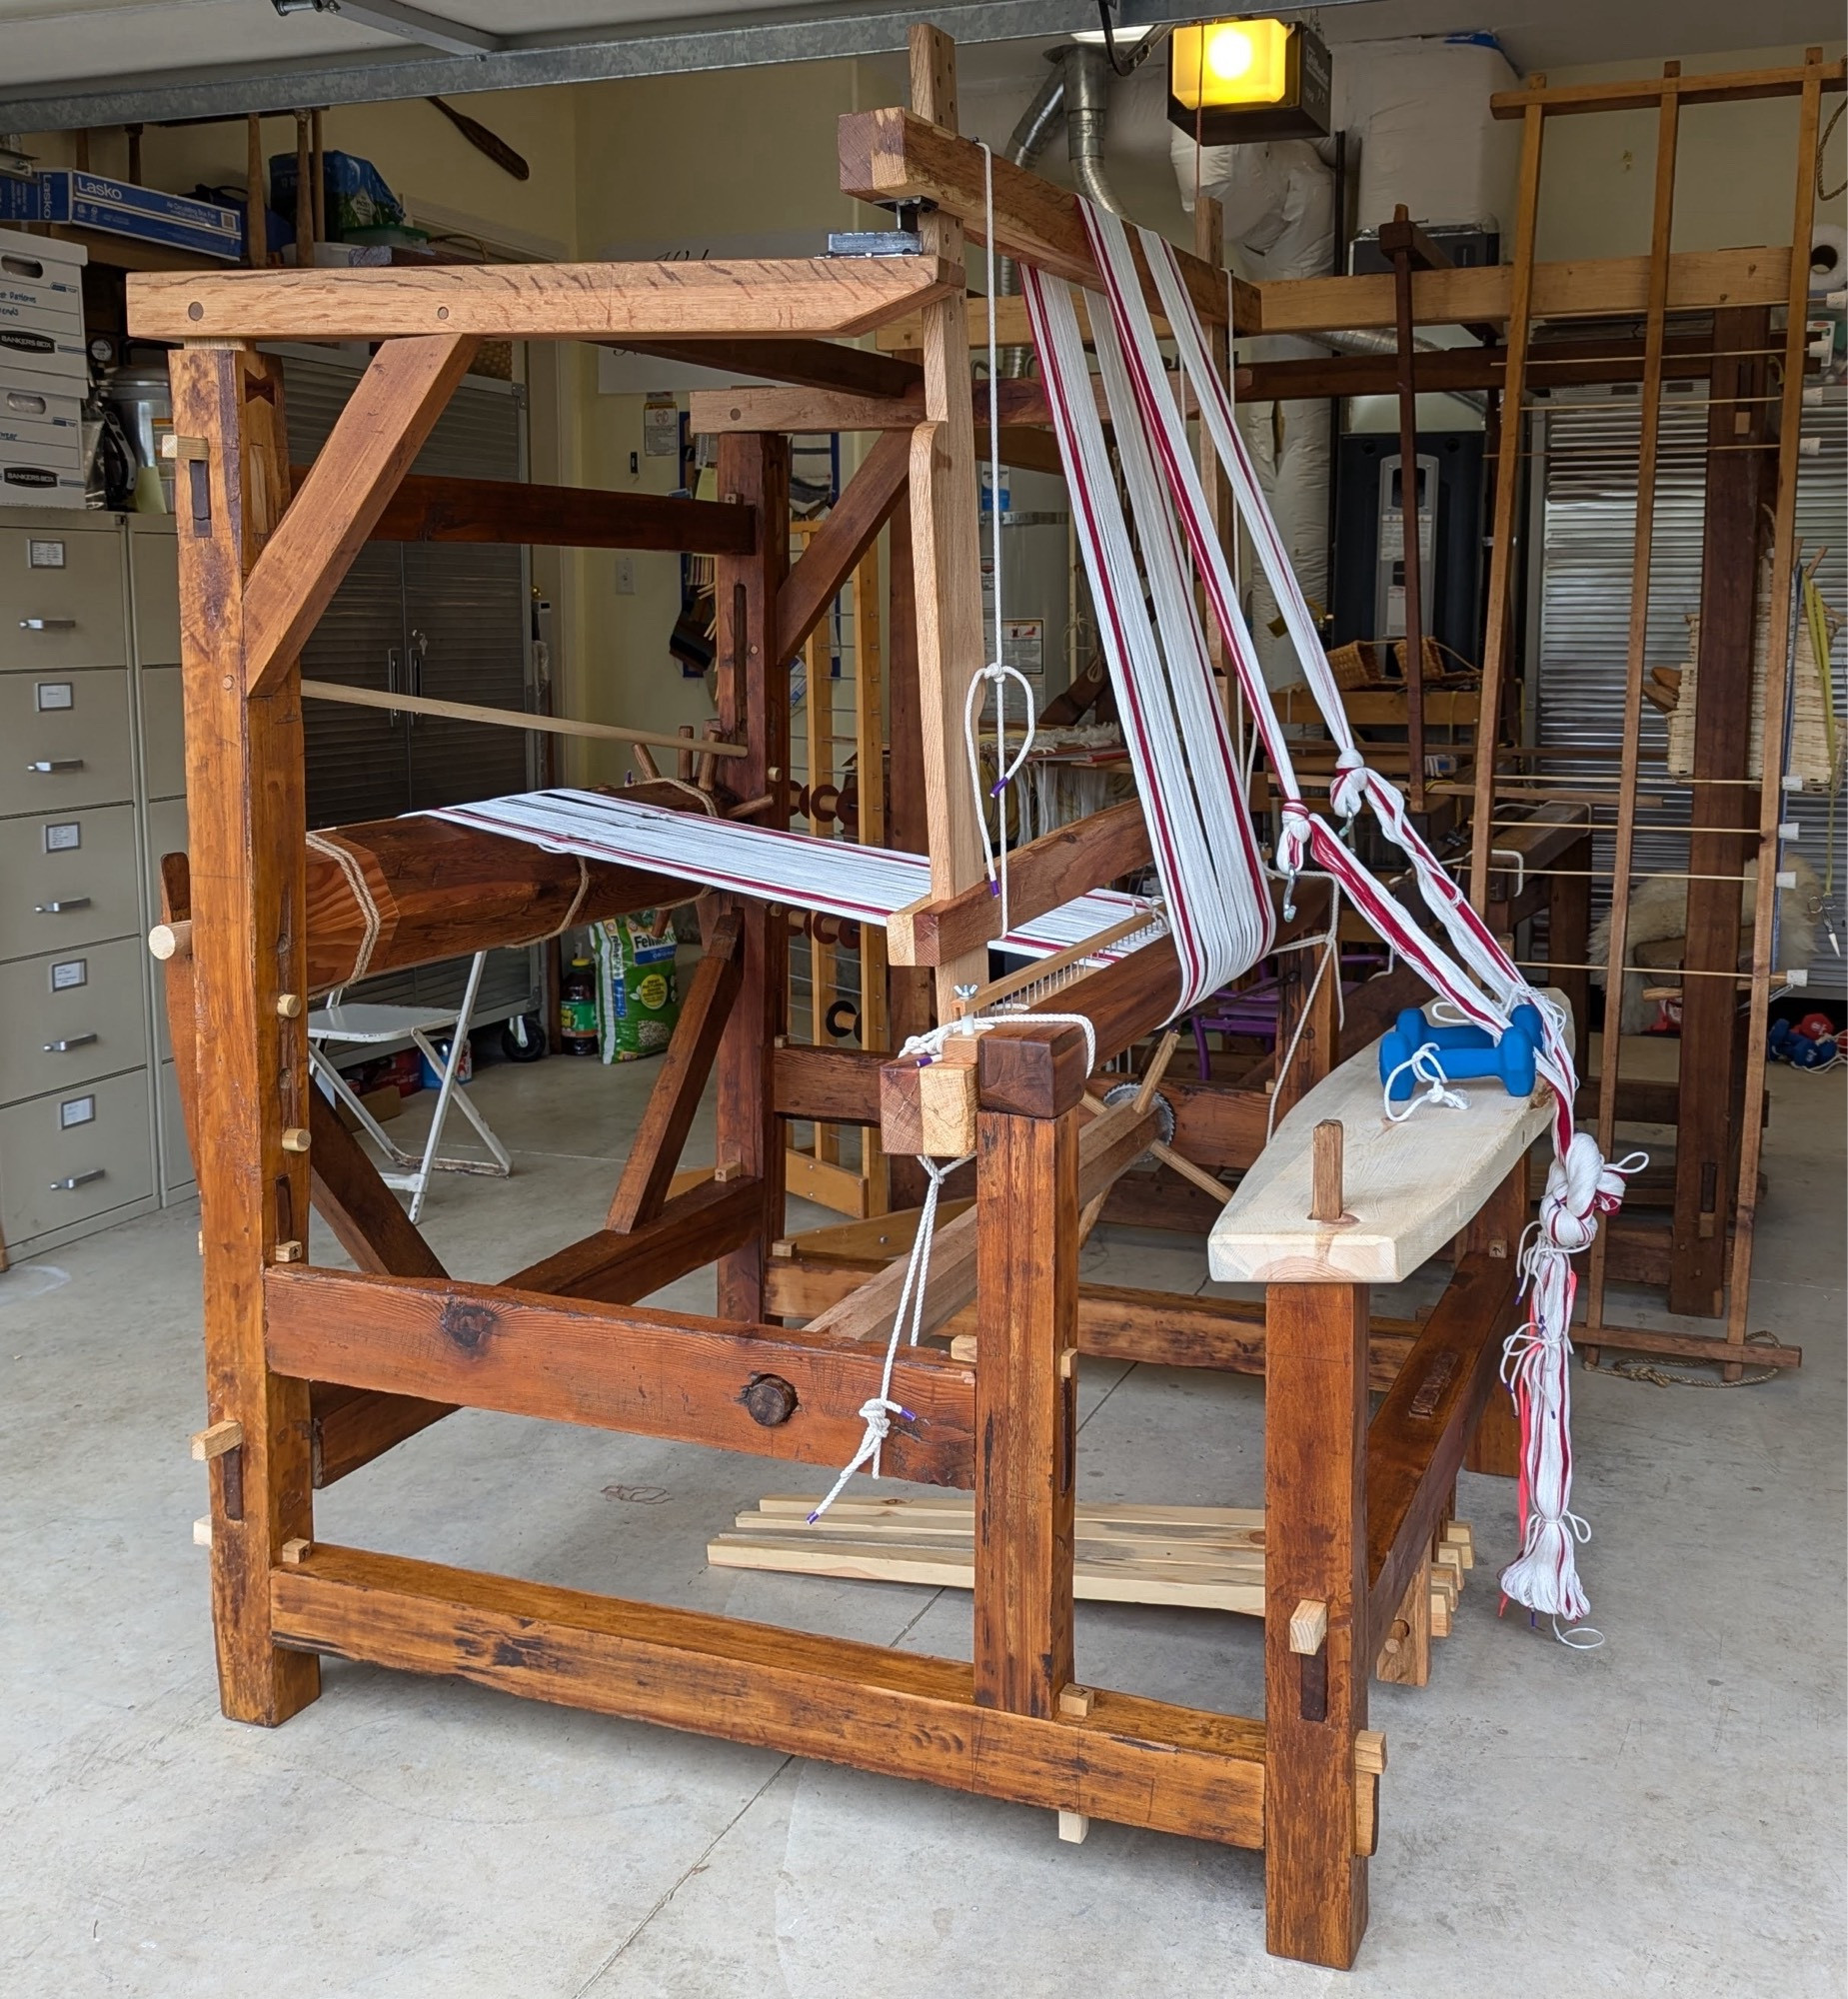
[807,1151,965,1524]
[964,140,1038,946]
[1495,1133,1646,1629]
[1382,1042,1469,1124]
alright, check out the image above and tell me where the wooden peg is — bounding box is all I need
[279,1537,312,1565]
[274,1239,304,1262]
[245,112,268,268]
[1058,1684,1094,1719]
[280,1127,312,1153]
[1309,1119,1344,1223]
[148,920,193,961]
[1056,1810,1090,1845]
[276,993,303,1018]
[1353,1730,1387,1776]
[1288,1598,1329,1656]
[677,722,696,782]
[193,1516,212,1547]
[158,434,208,465]
[631,741,661,781]
[190,1417,243,1460]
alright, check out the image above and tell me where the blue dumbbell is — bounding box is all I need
[1378,1009,1538,1102]
[1390,1002,1544,1054]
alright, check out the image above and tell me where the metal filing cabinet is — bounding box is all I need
[0,506,159,1257]
[129,513,192,1198]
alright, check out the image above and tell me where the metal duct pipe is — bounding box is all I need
[993,45,1126,375]
[994,56,1069,376]
[1061,43,1124,217]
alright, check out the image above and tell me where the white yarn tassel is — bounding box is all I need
[1496,1135,1642,1625]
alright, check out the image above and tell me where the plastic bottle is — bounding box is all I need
[559,957,600,1056]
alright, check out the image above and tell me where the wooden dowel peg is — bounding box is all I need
[191,1417,244,1460]
[280,1127,312,1153]
[1056,1810,1090,1844]
[276,993,303,1018]
[279,1537,312,1565]
[274,1240,305,1263]
[1309,1119,1344,1223]
[677,722,696,782]
[1288,1598,1329,1656]
[1057,1684,1095,1718]
[148,920,193,962]
[193,1515,212,1547]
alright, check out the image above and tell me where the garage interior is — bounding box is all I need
[0,2,1842,1992]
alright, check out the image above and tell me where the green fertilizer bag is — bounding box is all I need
[593,913,680,1061]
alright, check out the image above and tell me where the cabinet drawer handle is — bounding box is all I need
[50,1168,105,1190]
[43,1033,98,1052]
[34,898,91,915]
[19,618,77,632]
[27,759,85,774]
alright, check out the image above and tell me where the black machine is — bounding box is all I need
[1330,430,1486,670]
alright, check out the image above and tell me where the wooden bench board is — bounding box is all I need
[1207,997,1567,1285]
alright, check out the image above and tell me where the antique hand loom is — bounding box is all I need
[129,27,1623,1970]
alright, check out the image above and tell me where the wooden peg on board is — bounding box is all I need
[1310,1120,1345,1223]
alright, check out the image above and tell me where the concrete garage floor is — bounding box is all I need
[1,1045,1842,1998]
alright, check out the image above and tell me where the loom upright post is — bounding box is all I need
[714,430,792,1320]
[972,1026,1084,1723]
[171,340,321,1725]
[1263,1278,1369,1967]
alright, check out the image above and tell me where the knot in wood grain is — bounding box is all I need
[439,1296,499,1355]
[741,1374,800,1427]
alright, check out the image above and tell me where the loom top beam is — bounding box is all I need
[837,106,1244,333]
[126,254,959,343]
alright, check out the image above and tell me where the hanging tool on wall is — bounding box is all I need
[425,97,530,180]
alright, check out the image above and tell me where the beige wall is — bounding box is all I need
[562,56,877,789]
[1532,44,1848,261]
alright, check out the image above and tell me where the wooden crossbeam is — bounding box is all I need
[326,467,757,553]
[887,801,1152,968]
[776,428,911,663]
[271,1544,1266,1847]
[1249,244,1794,338]
[1490,54,1844,116]
[612,336,923,399]
[127,256,959,343]
[839,106,1236,330]
[691,378,1063,435]
[508,1175,762,1305]
[264,1263,976,1483]
[606,918,745,1234]
[240,334,480,698]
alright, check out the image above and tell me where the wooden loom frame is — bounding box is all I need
[135,28,1607,1971]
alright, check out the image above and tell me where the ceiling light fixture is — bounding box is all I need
[1167,17,1331,143]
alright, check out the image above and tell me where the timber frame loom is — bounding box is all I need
[125,28,1835,1973]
